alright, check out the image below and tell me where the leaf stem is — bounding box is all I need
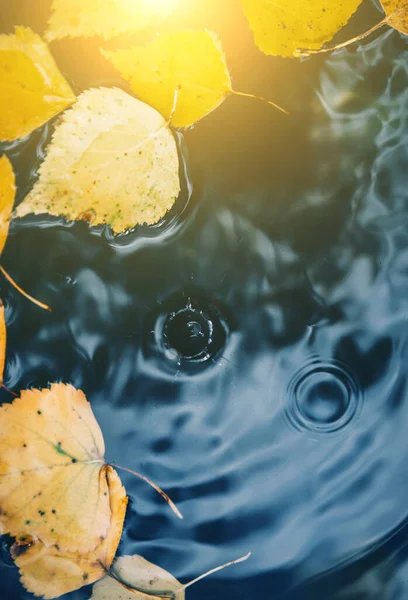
[295,15,390,57]
[166,86,180,126]
[230,89,289,115]
[0,265,51,311]
[110,463,183,520]
[106,552,251,599]
[178,552,252,592]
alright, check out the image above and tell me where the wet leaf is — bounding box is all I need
[0,383,127,554]
[0,27,76,141]
[15,87,180,234]
[11,468,127,599]
[102,30,232,128]
[0,154,51,313]
[91,555,185,600]
[0,155,15,256]
[239,0,364,57]
[0,302,5,386]
[382,0,408,34]
[0,153,48,385]
[0,156,14,385]
[90,552,251,599]
[46,0,178,41]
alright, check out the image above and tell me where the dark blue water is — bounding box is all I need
[1,2,408,599]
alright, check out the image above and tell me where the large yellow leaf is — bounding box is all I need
[15,87,180,234]
[12,467,127,599]
[0,27,76,141]
[102,30,232,128]
[91,555,185,600]
[0,383,126,554]
[239,0,364,57]
[382,0,408,34]
[0,155,15,255]
[46,0,179,41]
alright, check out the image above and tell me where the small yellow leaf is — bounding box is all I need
[240,0,364,57]
[15,87,180,234]
[46,0,179,41]
[102,30,232,128]
[382,0,408,34]
[91,555,185,600]
[0,383,124,553]
[0,154,51,313]
[0,302,5,385]
[12,468,127,599]
[0,27,76,141]
[0,155,15,255]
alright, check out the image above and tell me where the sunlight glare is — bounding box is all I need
[138,0,179,13]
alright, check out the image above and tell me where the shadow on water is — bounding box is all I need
[1,1,408,599]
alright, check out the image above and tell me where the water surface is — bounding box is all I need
[1,2,408,598]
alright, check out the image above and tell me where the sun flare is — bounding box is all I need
[138,0,179,12]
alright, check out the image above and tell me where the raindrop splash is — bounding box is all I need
[149,293,230,374]
[285,358,363,435]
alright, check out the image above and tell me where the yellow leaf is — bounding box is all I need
[91,555,185,600]
[15,87,180,234]
[0,155,15,255]
[102,30,232,128]
[46,0,179,41]
[0,155,51,313]
[91,553,252,600]
[382,0,408,34]
[0,383,126,554]
[12,467,127,599]
[0,27,76,141]
[239,0,364,57]
[0,302,5,385]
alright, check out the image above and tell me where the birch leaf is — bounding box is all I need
[0,27,76,141]
[0,156,15,255]
[0,302,5,386]
[382,0,408,34]
[15,87,180,234]
[0,156,14,385]
[11,468,127,599]
[102,30,232,128]
[91,555,185,600]
[0,383,126,554]
[239,0,364,57]
[46,0,179,41]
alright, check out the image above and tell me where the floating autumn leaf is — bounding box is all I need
[239,0,364,58]
[0,156,50,386]
[381,0,408,34]
[0,156,15,255]
[0,27,76,141]
[0,383,122,553]
[0,156,13,385]
[295,1,408,56]
[102,29,287,129]
[91,553,251,600]
[46,0,179,41]
[0,301,5,387]
[15,87,180,233]
[0,155,50,312]
[11,467,127,599]
[91,555,184,600]
[0,383,179,556]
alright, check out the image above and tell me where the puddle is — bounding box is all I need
[1,3,408,599]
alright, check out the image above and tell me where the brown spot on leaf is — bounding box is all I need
[11,535,35,559]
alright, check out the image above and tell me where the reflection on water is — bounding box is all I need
[1,13,408,600]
